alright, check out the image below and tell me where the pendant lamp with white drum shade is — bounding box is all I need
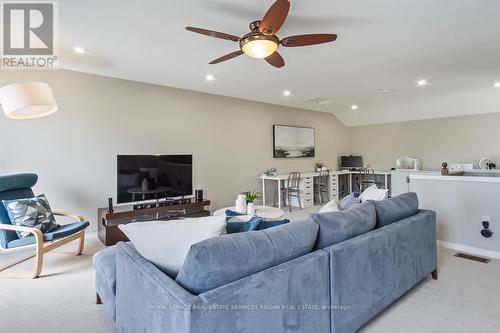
[0,82,58,120]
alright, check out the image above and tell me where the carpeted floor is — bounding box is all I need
[1,207,499,333]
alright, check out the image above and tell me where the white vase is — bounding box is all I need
[246,202,256,215]
[235,194,246,214]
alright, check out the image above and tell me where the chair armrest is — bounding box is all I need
[52,211,85,222]
[0,224,44,245]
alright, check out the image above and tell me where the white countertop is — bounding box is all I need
[410,174,500,183]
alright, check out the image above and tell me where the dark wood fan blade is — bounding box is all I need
[209,51,244,64]
[265,52,285,68]
[281,34,337,47]
[185,27,240,42]
[259,0,290,35]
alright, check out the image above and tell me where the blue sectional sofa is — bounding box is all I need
[93,192,437,333]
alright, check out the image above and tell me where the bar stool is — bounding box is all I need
[314,170,330,204]
[359,168,375,193]
[274,172,301,211]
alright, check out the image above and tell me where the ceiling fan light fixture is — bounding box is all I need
[240,34,279,59]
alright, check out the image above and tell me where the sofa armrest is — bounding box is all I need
[325,209,437,333]
[114,242,198,332]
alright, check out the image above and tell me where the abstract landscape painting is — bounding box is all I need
[273,125,315,158]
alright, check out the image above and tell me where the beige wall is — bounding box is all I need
[348,112,500,171]
[0,70,348,231]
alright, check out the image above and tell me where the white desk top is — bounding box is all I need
[260,170,390,180]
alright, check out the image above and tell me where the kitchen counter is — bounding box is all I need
[411,170,500,183]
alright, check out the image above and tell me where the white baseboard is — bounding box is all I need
[437,240,500,260]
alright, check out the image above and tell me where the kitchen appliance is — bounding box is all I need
[478,157,496,170]
[396,157,421,170]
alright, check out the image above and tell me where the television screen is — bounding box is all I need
[341,155,363,169]
[117,155,192,204]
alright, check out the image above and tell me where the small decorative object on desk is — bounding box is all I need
[264,168,277,176]
[244,190,260,215]
[315,162,324,172]
[235,194,246,214]
[441,162,449,175]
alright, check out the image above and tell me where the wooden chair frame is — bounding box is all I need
[0,212,86,278]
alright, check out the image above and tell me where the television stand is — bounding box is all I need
[97,199,211,246]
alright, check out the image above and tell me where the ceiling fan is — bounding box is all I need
[185,0,337,68]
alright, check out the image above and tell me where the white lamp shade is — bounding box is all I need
[0,82,58,119]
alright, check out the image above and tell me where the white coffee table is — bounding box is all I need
[213,205,285,220]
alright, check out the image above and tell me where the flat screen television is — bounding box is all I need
[341,155,363,170]
[117,155,193,204]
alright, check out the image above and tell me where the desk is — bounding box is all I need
[260,170,390,209]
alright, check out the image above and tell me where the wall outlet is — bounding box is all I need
[482,215,491,223]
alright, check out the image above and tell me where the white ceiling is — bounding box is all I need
[58,0,500,126]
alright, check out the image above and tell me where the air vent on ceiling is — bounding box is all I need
[454,252,491,263]
[300,98,334,105]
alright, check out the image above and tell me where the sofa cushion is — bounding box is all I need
[7,221,89,248]
[175,219,319,295]
[310,202,376,249]
[372,192,419,228]
[118,215,226,277]
[226,215,262,234]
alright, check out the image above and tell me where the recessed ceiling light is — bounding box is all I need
[283,90,292,97]
[351,104,359,111]
[416,79,428,87]
[73,47,87,54]
[494,82,500,88]
[205,74,215,81]
[377,88,393,93]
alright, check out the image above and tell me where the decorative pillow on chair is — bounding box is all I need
[338,193,361,211]
[226,215,262,234]
[2,194,59,238]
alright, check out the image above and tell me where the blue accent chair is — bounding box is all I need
[0,173,90,278]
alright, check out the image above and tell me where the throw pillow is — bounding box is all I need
[338,193,360,211]
[226,215,262,234]
[118,215,226,277]
[175,219,319,294]
[319,199,339,213]
[225,209,244,217]
[256,218,290,230]
[372,192,419,228]
[359,185,388,202]
[310,202,376,249]
[2,194,59,238]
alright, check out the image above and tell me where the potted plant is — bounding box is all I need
[315,162,324,172]
[244,190,260,215]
